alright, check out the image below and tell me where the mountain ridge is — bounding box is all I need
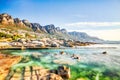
[0,13,104,43]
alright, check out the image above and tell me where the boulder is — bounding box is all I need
[102,51,107,54]
[51,42,59,47]
[57,65,71,79]
[71,54,80,60]
[60,51,65,55]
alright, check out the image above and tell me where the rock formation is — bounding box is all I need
[0,13,14,25]
[61,29,67,34]
[14,18,25,26]
[31,23,47,32]
[22,19,32,28]
[0,53,22,80]
[5,66,63,80]
[44,24,57,34]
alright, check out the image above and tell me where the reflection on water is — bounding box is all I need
[1,44,120,80]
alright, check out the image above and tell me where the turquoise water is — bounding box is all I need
[1,44,120,80]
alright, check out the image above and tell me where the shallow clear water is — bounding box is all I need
[1,44,120,80]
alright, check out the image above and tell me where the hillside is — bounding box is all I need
[0,13,104,43]
[0,13,72,40]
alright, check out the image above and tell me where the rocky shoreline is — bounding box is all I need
[0,53,71,80]
[0,53,22,80]
[0,38,95,50]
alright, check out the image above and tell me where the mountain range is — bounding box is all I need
[0,13,104,43]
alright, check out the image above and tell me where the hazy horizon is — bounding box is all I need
[0,0,120,41]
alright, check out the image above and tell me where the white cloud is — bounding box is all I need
[62,22,120,41]
[64,22,120,29]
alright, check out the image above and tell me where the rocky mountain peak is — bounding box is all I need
[0,13,14,25]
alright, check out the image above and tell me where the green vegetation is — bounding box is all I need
[0,32,21,40]
[69,65,120,80]
[0,32,12,38]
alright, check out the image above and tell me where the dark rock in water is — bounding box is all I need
[102,51,107,54]
[60,51,65,55]
[71,54,80,60]
[57,65,70,79]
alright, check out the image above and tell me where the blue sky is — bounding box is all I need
[0,0,120,40]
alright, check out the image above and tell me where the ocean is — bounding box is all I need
[1,44,120,80]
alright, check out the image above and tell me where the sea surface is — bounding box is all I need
[1,44,120,80]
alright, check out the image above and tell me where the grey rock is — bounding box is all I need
[31,23,47,32]
[44,24,57,34]
[61,29,67,34]
[22,19,32,28]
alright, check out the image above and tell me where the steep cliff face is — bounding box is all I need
[31,23,47,33]
[44,24,57,34]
